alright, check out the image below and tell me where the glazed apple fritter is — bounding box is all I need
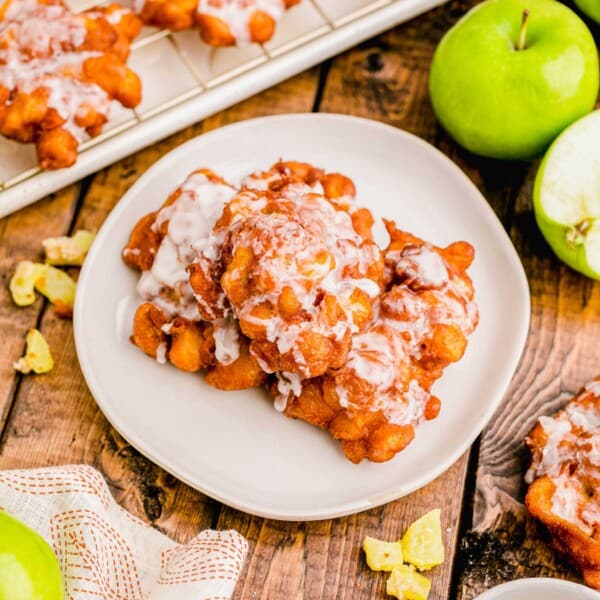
[272,222,478,463]
[525,377,600,588]
[0,0,141,168]
[190,170,383,378]
[123,168,266,388]
[123,160,479,462]
[133,0,300,46]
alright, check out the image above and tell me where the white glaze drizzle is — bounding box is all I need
[272,241,478,419]
[134,171,244,364]
[0,0,129,144]
[527,381,600,534]
[390,245,449,289]
[329,249,476,426]
[155,341,167,364]
[549,429,600,534]
[585,379,600,396]
[275,371,302,411]
[137,172,236,321]
[213,317,240,365]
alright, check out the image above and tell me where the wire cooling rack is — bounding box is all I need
[0,0,447,217]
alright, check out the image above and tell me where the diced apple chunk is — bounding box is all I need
[34,265,77,318]
[14,329,54,374]
[386,565,431,600]
[401,509,444,571]
[9,261,48,307]
[43,230,95,266]
[363,536,404,571]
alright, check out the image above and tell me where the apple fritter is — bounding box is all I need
[123,169,237,320]
[525,378,600,589]
[272,228,478,463]
[134,0,300,46]
[132,302,216,371]
[124,170,253,378]
[123,161,478,463]
[191,175,383,378]
[241,160,374,239]
[206,336,268,390]
[0,0,141,169]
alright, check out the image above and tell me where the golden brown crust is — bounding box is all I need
[168,318,215,372]
[131,302,169,358]
[0,0,141,169]
[205,339,267,390]
[136,0,197,30]
[122,212,161,272]
[213,184,382,378]
[270,225,477,463]
[525,378,600,589]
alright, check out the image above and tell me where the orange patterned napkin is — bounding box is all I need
[0,465,248,599]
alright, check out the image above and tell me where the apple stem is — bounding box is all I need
[517,9,530,51]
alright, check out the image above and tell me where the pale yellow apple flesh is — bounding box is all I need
[534,110,600,279]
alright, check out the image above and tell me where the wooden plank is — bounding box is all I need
[0,69,320,535]
[227,457,468,599]
[0,186,80,432]
[456,165,600,599]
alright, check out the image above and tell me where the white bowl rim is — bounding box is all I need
[474,577,598,599]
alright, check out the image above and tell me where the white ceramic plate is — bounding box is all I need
[475,578,599,599]
[74,114,530,521]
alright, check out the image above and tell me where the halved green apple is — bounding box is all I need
[0,510,63,600]
[534,110,600,279]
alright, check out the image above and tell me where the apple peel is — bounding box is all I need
[586,221,600,274]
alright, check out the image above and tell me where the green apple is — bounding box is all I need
[430,0,600,160]
[0,511,63,600]
[575,0,600,23]
[534,110,600,279]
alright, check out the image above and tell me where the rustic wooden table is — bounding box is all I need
[1,2,599,598]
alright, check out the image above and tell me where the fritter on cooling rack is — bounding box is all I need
[0,0,141,169]
[134,0,300,46]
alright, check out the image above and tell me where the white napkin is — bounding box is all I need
[0,464,248,600]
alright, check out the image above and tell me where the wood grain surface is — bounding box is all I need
[1,1,599,599]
